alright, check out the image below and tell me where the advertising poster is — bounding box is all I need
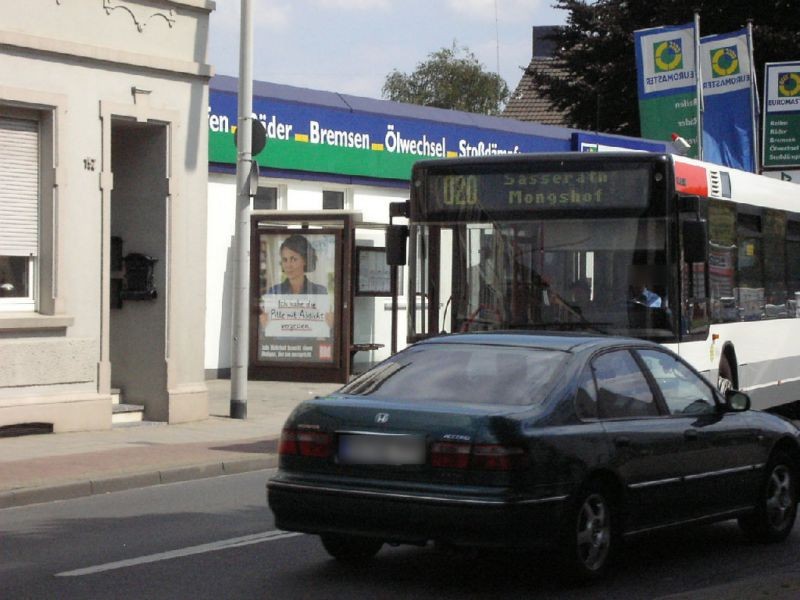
[257,231,337,364]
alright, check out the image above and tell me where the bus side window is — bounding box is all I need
[787,220,800,318]
[680,214,709,337]
[736,211,764,321]
[707,200,738,324]
[763,210,788,319]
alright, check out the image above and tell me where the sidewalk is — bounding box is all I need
[0,379,340,509]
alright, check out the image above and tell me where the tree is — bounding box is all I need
[382,43,509,116]
[530,1,800,136]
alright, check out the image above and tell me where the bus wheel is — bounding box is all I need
[718,355,734,394]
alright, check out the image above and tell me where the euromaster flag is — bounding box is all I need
[635,22,699,158]
[700,28,757,172]
[763,61,800,169]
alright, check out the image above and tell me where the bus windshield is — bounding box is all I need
[414,217,673,340]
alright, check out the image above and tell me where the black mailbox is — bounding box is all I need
[122,253,158,300]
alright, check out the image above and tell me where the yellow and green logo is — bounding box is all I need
[710,46,739,78]
[654,39,683,72]
[778,72,800,97]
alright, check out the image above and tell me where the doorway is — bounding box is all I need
[109,119,168,419]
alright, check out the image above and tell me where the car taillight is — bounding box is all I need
[430,441,527,471]
[471,444,527,471]
[430,442,471,469]
[278,429,298,455]
[279,429,332,458]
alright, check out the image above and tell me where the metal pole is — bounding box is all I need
[747,20,760,173]
[230,0,253,419]
[694,11,703,160]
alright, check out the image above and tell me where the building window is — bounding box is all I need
[0,116,39,310]
[323,190,344,210]
[253,186,277,210]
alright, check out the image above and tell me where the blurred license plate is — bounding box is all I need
[338,434,425,465]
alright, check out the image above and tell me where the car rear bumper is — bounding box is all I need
[267,475,569,548]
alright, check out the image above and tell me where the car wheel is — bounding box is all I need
[559,485,616,580]
[738,452,798,543]
[717,355,734,394]
[320,534,383,562]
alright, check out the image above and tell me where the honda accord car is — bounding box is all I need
[267,332,800,579]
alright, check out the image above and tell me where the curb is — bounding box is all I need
[0,455,278,510]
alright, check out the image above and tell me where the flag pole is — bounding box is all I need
[747,19,760,173]
[694,11,703,160]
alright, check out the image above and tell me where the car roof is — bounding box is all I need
[417,331,660,353]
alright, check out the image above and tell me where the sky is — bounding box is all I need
[208,0,569,100]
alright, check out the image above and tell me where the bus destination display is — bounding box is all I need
[420,167,651,219]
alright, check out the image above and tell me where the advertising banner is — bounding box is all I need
[634,22,700,158]
[257,231,337,364]
[700,29,757,172]
[763,61,800,169]
[209,90,571,182]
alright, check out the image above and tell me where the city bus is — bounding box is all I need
[390,152,800,411]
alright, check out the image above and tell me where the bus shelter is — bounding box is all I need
[249,211,363,383]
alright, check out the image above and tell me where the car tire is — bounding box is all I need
[559,484,616,580]
[320,534,383,562]
[718,355,734,394]
[738,452,798,543]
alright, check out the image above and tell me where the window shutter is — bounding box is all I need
[0,117,39,257]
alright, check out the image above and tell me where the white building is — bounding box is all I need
[0,0,214,432]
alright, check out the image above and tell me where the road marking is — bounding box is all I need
[56,530,303,577]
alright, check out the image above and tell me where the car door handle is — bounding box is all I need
[614,436,631,447]
[684,429,699,441]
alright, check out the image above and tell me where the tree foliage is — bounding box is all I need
[382,43,509,115]
[531,1,800,135]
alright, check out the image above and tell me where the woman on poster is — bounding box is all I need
[268,234,328,295]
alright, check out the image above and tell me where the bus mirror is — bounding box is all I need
[682,220,707,263]
[386,225,409,266]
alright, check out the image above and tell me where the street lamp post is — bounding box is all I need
[230,0,253,419]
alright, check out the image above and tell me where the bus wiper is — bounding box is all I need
[545,289,609,335]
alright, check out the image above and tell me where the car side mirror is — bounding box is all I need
[724,389,751,411]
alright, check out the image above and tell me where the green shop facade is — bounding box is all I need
[205,75,664,382]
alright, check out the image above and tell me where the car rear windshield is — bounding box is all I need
[338,343,568,406]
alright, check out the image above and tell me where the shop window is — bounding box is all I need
[323,190,344,210]
[0,115,39,311]
[253,186,277,210]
